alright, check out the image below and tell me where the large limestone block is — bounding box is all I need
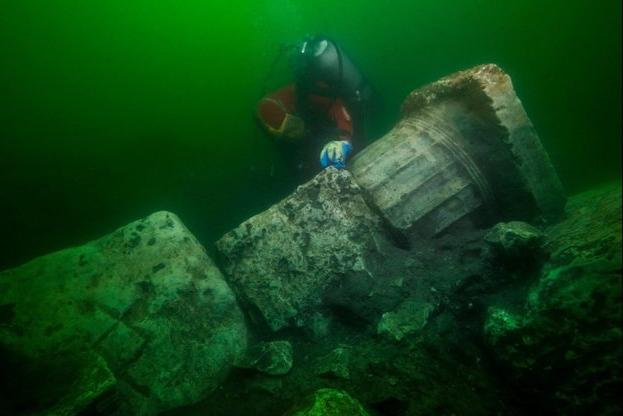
[0,212,247,415]
[216,168,391,332]
[350,64,565,237]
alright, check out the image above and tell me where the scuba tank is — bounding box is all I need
[294,35,372,107]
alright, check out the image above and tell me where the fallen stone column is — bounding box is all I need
[350,64,566,237]
[0,211,247,415]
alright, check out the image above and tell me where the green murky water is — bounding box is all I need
[1,0,620,268]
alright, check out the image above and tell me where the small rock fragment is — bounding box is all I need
[377,300,434,342]
[315,347,351,380]
[484,221,544,259]
[249,377,283,395]
[237,340,293,376]
[290,389,371,416]
[304,312,331,340]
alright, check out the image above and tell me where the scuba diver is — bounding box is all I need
[257,35,374,178]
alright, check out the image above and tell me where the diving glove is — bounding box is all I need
[320,140,352,170]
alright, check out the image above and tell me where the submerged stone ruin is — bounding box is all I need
[0,64,620,416]
[0,212,247,415]
[350,64,565,238]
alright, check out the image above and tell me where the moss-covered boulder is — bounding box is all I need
[288,389,370,416]
[0,211,247,415]
[485,183,622,414]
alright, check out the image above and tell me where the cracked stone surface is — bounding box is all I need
[216,168,396,332]
[0,211,247,415]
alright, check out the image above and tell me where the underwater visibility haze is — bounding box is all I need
[0,0,620,269]
[0,1,621,415]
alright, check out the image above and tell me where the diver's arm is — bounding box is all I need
[329,98,354,142]
[257,85,305,140]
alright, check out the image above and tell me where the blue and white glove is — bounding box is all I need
[320,140,352,170]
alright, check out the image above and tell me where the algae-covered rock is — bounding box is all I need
[236,340,294,376]
[216,167,393,331]
[485,260,622,413]
[484,221,545,270]
[304,312,332,340]
[546,182,622,266]
[377,300,434,342]
[484,183,622,414]
[0,211,247,415]
[314,347,351,380]
[483,308,520,346]
[484,221,544,256]
[289,389,370,416]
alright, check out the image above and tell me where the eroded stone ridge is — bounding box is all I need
[0,211,247,415]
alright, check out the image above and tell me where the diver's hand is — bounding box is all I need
[320,140,352,170]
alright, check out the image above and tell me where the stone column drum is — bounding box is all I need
[350,64,566,237]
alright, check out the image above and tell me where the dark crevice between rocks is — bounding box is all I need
[370,397,409,416]
[77,388,124,416]
[0,303,15,326]
[0,346,102,415]
[324,304,373,330]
